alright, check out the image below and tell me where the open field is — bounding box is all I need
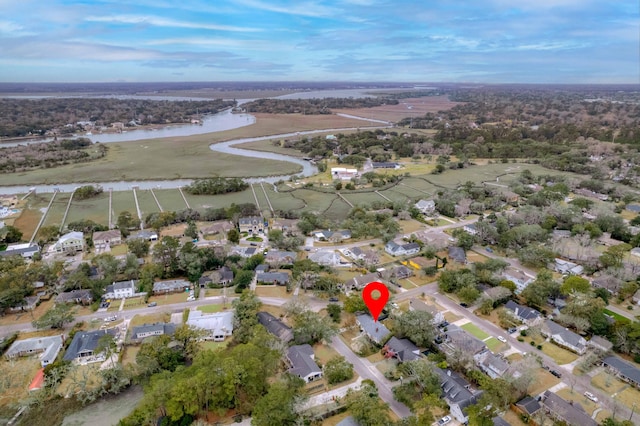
[0,114,369,186]
[111,190,138,219]
[0,299,55,326]
[333,95,462,122]
[136,189,161,217]
[64,192,110,227]
[0,358,42,407]
[324,197,353,220]
[484,337,503,352]
[183,189,256,212]
[153,188,189,211]
[121,345,140,365]
[58,363,103,397]
[255,286,291,299]
[262,185,306,212]
[341,192,388,207]
[40,193,71,230]
[288,189,337,214]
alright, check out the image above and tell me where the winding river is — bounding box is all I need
[0,105,389,194]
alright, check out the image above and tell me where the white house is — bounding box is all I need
[0,242,40,259]
[541,320,587,354]
[5,335,64,367]
[51,231,84,253]
[287,344,322,383]
[463,224,478,235]
[187,310,234,341]
[104,280,136,299]
[409,299,445,325]
[502,268,535,294]
[414,199,435,215]
[92,229,122,248]
[331,167,358,181]
[554,258,584,275]
[385,241,420,257]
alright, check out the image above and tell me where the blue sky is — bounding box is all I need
[0,0,637,83]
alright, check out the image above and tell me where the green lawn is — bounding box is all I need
[40,193,71,229]
[65,192,110,226]
[136,189,161,217]
[484,337,503,352]
[198,304,223,313]
[111,190,138,219]
[153,189,190,211]
[603,309,631,324]
[200,340,228,352]
[461,322,490,340]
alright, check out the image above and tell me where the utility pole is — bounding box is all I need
[630,402,637,422]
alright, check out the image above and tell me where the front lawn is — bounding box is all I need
[461,322,490,340]
[148,292,189,306]
[528,369,561,396]
[129,312,172,328]
[201,340,228,352]
[484,337,505,352]
[198,304,223,313]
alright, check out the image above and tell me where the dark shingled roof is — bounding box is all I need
[603,356,640,386]
[542,391,597,426]
[257,311,293,343]
[516,396,541,415]
[384,337,421,362]
[287,344,321,379]
[63,329,116,361]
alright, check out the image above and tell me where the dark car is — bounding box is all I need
[550,370,562,378]
[438,321,449,328]
[328,297,339,302]
[508,327,517,334]
[459,302,469,308]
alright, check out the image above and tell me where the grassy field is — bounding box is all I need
[153,189,189,211]
[262,185,306,212]
[523,336,579,365]
[0,358,42,407]
[198,304,223,313]
[148,292,190,306]
[255,286,291,299]
[58,363,103,397]
[484,337,503,352]
[65,192,110,227]
[183,189,256,212]
[129,312,172,328]
[461,322,490,340]
[40,192,71,230]
[201,340,229,352]
[136,189,161,218]
[324,197,353,220]
[529,369,561,396]
[111,190,138,219]
[289,189,337,214]
[341,192,388,207]
[121,345,140,366]
[0,114,368,186]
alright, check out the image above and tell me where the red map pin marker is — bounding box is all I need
[362,281,389,322]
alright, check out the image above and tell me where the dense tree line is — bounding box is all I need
[0,98,235,138]
[0,138,106,173]
[242,97,399,114]
[183,177,248,195]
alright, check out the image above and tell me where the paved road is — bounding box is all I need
[331,336,412,418]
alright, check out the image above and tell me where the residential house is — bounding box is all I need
[187,311,234,341]
[104,280,136,299]
[384,241,420,257]
[540,391,597,426]
[309,250,349,267]
[265,250,296,266]
[502,268,535,294]
[414,199,435,215]
[5,335,64,367]
[413,231,450,250]
[463,224,478,235]
[63,329,117,364]
[491,417,512,426]
[514,396,541,417]
[602,356,640,388]
[588,336,613,353]
[231,246,258,258]
[504,301,542,326]
[238,216,265,234]
[152,279,190,295]
[356,314,391,345]
[256,271,290,286]
[343,246,365,261]
[474,351,509,379]
[287,344,322,382]
[552,230,571,239]
[441,324,487,356]
[129,230,158,241]
[257,311,293,343]
[131,323,176,342]
[56,289,93,305]
[391,265,413,279]
[434,368,483,424]
[448,246,467,264]
[7,295,40,313]
[383,337,421,362]
[404,256,437,270]
[313,229,351,242]
[541,320,587,354]
[210,266,234,286]
[597,232,620,247]
[408,299,445,325]
[592,275,623,295]
[271,218,299,234]
[344,272,383,291]
[372,162,400,169]
[335,417,358,426]
[631,247,640,258]
[554,258,584,275]
[331,167,358,181]
[501,190,520,204]
[92,229,122,248]
[0,242,40,259]
[200,221,234,236]
[634,289,640,305]
[51,231,84,253]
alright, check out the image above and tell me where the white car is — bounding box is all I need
[497,336,507,343]
[437,416,451,425]
[584,391,598,402]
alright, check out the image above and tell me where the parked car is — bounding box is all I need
[550,370,562,378]
[147,302,157,307]
[438,416,451,425]
[584,391,598,402]
[508,327,517,334]
[497,336,507,343]
[459,302,469,308]
[328,297,339,302]
[485,247,493,253]
[438,321,449,328]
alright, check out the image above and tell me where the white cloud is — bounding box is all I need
[0,20,36,37]
[234,0,337,18]
[85,15,262,32]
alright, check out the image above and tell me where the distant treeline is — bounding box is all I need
[183,177,248,195]
[0,98,236,138]
[0,138,107,173]
[242,97,399,114]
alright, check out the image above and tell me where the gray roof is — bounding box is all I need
[448,246,466,263]
[505,300,541,321]
[63,329,115,361]
[603,356,640,385]
[435,367,482,410]
[109,280,136,291]
[385,337,421,362]
[153,279,190,293]
[131,323,176,340]
[444,324,486,354]
[516,396,541,415]
[356,314,391,345]
[238,216,263,225]
[6,335,64,365]
[265,250,296,264]
[543,320,586,351]
[492,417,512,426]
[0,243,40,258]
[187,311,234,336]
[346,272,382,290]
[256,271,290,284]
[350,246,363,257]
[56,289,92,303]
[129,230,157,240]
[287,344,321,378]
[542,391,597,426]
[257,311,293,342]
[392,265,413,278]
[336,417,359,426]
[477,352,509,377]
